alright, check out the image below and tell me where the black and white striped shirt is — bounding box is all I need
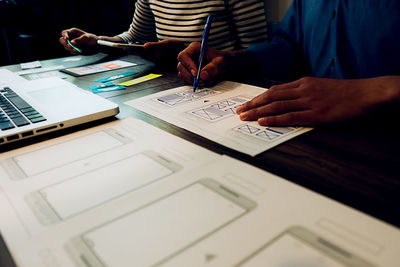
[118,0,268,50]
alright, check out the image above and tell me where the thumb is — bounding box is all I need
[200,53,226,81]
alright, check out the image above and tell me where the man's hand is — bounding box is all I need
[177,42,232,84]
[177,42,260,84]
[236,76,400,126]
[59,28,99,55]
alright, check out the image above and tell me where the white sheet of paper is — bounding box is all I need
[16,65,65,75]
[63,60,136,76]
[0,69,27,85]
[0,118,399,267]
[26,71,69,80]
[20,60,42,70]
[62,57,82,62]
[125,81,312,156]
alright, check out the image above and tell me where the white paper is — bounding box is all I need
[238,234,346,267]
[20,60,42,70]
[0,119,399,267]
[16,65,65,75]
[64,60,136,76]
[125,81,312,156]
[0,69,27,85]
[26,71,69,80]
[62,57,82,62]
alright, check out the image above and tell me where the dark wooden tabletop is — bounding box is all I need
[1,53,399,266]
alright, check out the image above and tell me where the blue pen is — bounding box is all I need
[193,15,214,92]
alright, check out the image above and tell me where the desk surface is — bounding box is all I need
[1,53,400,266]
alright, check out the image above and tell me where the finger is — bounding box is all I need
[71,35,85,46]
[60,40,78,54]
[64,45,79,55]
[143,41,158,50]
[68,28,84,37]
[236,87,302,114]
[177,42,201,77]
[177,62,194,84]
[64,47,79,55]
[257,110,316,126]
[239,99,307,121]
[59,36,68,47]
[268,79,303,91]
[61,30,69,40]
[199,55,225,82]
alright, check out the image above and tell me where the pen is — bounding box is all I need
[67,39,81,53]
[193,15,214,92]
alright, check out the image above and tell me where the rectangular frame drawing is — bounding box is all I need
[66,178,256,267]
[26,151,182,225]
[188,96,249,122]
[236,123,299,142]
[154,88,218,107]
[235,226,376,267]
[1,129,132,180]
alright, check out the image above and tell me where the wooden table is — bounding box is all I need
[1,53,399,266]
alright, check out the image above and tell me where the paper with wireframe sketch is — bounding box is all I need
[124,81,312,156]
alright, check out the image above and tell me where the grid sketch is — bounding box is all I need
[156,89,217,106]
[236,123,296,142]
[190,97,248,122]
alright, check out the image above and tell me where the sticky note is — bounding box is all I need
[91,85,125,93]
[118,74,162,87]
[96,71,138,83]
[88,82,116,90]
[20,61,42,70]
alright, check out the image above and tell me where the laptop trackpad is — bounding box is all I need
[22,78,106,118]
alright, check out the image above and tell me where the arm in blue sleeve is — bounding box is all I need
[247,0,308,81]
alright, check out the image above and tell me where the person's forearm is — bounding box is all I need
[368,76,400,105]
[98,36,125,43]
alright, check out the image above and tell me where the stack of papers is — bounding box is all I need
[0,118,399,266]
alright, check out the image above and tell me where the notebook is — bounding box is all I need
[0,69,119,145]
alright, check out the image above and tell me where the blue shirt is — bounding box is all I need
[248,0,400,81]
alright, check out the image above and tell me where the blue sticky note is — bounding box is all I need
[95,71,137,83]
[91,85,125,93]
[89,82,115,90]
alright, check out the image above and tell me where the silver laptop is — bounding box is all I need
[0,69,119,145]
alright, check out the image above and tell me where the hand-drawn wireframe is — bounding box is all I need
[190,96,249,122]
[155,88,217,107]
[255,130,280,141]
[66,178,256,267]
[25,151,182,225]
[235,226,376,267]
[236,124,298,142]
[0,129,132,180]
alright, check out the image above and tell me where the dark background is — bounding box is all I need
[0,0,135,66]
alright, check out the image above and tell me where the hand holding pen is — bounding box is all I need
[59,28,99,55]
[193,15,214,92]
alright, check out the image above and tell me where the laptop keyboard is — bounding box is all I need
[0,86,46,131]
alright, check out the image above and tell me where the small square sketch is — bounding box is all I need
[192,107,231,120]
[155,89,217,106]
[214,100,236,109]
[255,130,280,141]
[190,97,249,122]
[237,124,261,135]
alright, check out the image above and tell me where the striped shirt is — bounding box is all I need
[118,0,268,50]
